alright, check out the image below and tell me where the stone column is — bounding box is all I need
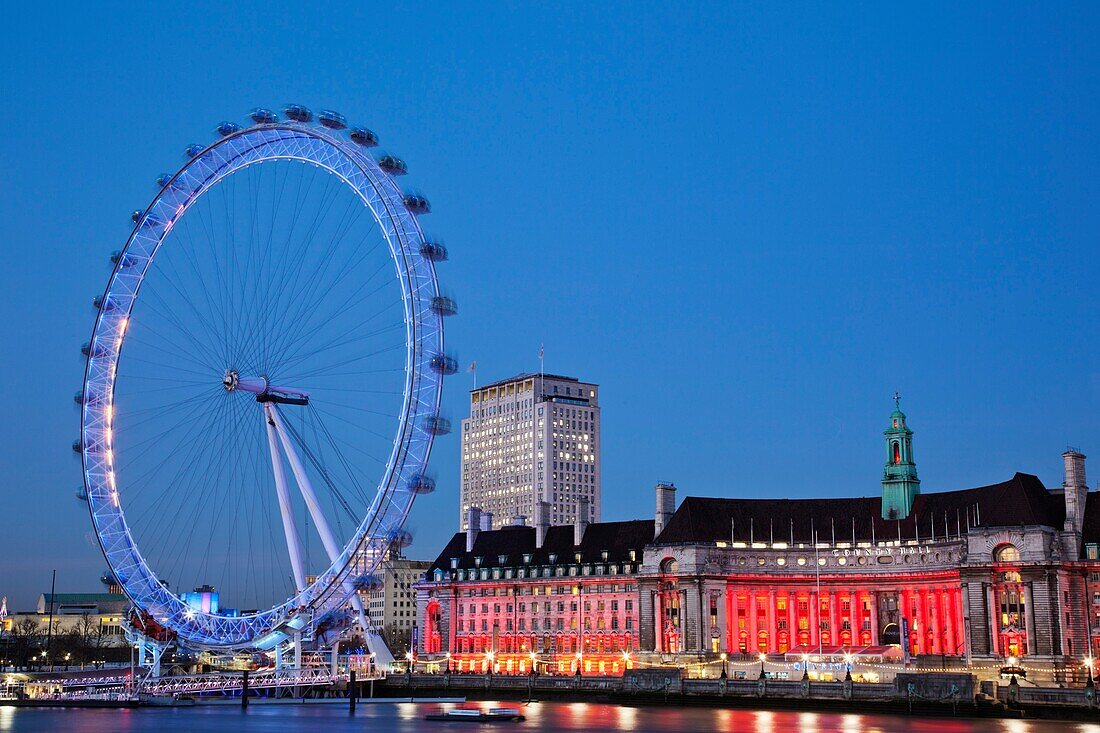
[942,588,956,655]
[718,586,730,654]
[1023,583,1036,656]
[829,591,839,647]
[916,588,928,655]
[786,591,797,651]
[748,589,758,653]
[729,588,740,653]
[653,591,663,653]
[809,591,820,648]
[767,590,778,653]
[868,590,878,645]
[986,584,1000,657]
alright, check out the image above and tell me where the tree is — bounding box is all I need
[379,623,411,659]
[8,618,42,671]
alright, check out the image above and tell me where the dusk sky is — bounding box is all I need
[1,3,1097,610]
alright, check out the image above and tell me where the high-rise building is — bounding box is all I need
[460,373,600,530]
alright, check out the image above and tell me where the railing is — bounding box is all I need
[143,668,348,696]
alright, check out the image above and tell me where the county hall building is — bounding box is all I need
[416,402,1099,674]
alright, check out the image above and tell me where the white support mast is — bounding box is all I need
[264,409,308,593]
[267,403,369,631]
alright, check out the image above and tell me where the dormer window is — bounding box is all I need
[450,558,459,569]
[629,550,636,562]
[601,550,609,561]
[475,557,483,567]
[575,552,582,563]
[523,554,532,564]
[498,554,508,566]
[548,553,557,564]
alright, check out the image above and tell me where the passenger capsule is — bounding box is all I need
[390,529,414,548]
[423,415,452,435]
[429,354,458,375]
[72,439,83,454]
[407,474,436,494]
[110,250,138,268]
[92,295,118,312]
[131,210,143,224]
[250,107,278,124]
[215,121,242,137]
[155,173,173,188]
[318,110,347,130]
[185,143,205,159]
[378,155,406,175]
[419,242,448,262]
[76,486,88,502]
[403,194,430,214]
[349,128,379,147]
[430,295,458,317]
[284,104,312,123]
[81,341,107,358]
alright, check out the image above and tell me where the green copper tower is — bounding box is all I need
[881,393,920,519]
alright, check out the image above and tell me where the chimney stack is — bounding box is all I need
[466,507,482,552]
[511,514,527,527]
[655,482,677,539]
[574,497,590,546]
[535,501,551,549]
[1063,450,1088,535]
[480,511,494,532]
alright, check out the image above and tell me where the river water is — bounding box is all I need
[0,701,1093,732]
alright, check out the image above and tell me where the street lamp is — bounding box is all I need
[1085,656,1095,689]
[575,651,583,677]
[720,652,728,679]
[843,653,853,682]
[801,653,810,681]
[758,652,767,680]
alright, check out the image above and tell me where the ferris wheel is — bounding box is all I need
[75,105,457,650]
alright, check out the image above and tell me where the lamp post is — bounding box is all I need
[720,652,728,679]
[758,652,767,680]
[1085,655,1095,689]
[844,653,853,682]
[445,651,452,674]
[801,653,810,681]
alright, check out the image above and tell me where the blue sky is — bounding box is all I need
[1,2,1097,609]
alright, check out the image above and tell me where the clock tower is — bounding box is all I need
[881,394,920,519]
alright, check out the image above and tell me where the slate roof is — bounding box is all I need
[428,519,654,573]
[654,472,1066,546]
[1079,493,1100,550]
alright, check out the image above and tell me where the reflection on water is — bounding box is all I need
[0,701,1094,733]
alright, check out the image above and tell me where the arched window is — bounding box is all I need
[994,544,1021,563]
[659,557,678,574]
[893,442,901,464]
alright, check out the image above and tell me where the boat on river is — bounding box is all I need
[425,706,526,722]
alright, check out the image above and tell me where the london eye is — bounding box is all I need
[75,105,456,653]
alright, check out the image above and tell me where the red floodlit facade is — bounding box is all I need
[418,405,1100,674]
[415,505,651,675]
